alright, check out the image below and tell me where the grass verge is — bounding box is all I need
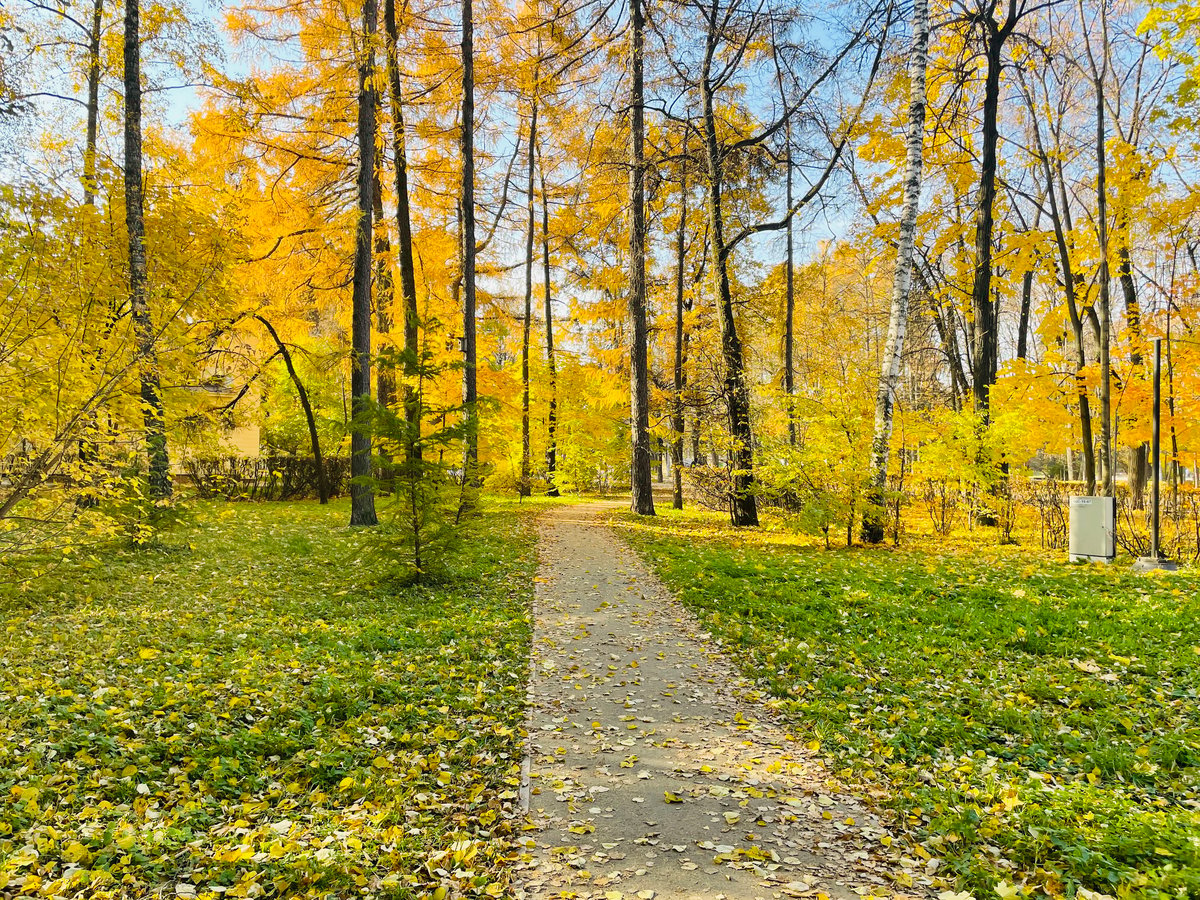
[0,498,536,900]
[614,508,1200,900]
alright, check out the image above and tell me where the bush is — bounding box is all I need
[182,454,347,501]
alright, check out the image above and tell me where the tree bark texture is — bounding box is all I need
[628,0,656,516]
[672,163,688,511]
[383,0,421,463]
[460,0,479,478]
[520,94,537,497]
[124,0,172,500]
[864,0,927,544]
[349,0,379,527]
[541,156,559,496]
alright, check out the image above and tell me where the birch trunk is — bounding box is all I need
[863,0,927,544]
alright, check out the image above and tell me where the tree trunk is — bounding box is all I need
[76,0,109,504]
[349,0,379,527]
[701,77,757,527]
[123,0,171,500]
[628,0,655,516]
[84,0,104,206]
[540,157,559,497]
[372,173,395,412]
[1119,243,1147,507]
[783,124,796,448]
[1071,321,1098,495]
[672,162,688,510]
[1022,73,1097,496]
[1016,269,1033,360]
[520,94,537,497]
[383,0,421,463]
[256,316,329,503]
[460,0,479,480]
[864,0,927,544]
[1167,318,1180,507]
[1088,26,1113,496]
[969,26,1005,419]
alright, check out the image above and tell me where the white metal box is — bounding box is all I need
[1068,496,1115,562]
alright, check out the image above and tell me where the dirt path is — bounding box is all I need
[513,503,909,900]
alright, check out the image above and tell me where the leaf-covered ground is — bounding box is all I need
[0,499,536,899]
[615,509,1200,900]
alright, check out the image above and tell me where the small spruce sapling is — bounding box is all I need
[358,328,472,577]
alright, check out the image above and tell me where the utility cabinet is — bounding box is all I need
[1068,496,1116,563]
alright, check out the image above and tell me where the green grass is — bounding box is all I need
[615,509,1200,899]
[0,498,536,899]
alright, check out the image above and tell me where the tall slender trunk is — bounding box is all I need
[702,75,757,527]
[349,0,379,527]
[77,0,108,502]
[520,94,537,497]
[460,0,479,479]
[256,316,329,503]
[1016,270,1033,360]
[864,0,927,544]
[541,158,559,496]
[1119,242,1147,506]
[1167,316,1180,506]
[1086,3,1113,495]
[123,0,171,500]
[372,173,395,412]
[84,0,104,205]
[1022,70,1096,494]
[628,0,655,516]
[783,125,796,447]
[383,0,421,463]
[969,25,1007,419]
[672,161,688,511]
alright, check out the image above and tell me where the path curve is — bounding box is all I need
[513,502,910,900]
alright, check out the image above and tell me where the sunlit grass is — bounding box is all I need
[0,498,537,899]
[616,505,1200,899]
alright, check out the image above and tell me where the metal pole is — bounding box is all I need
[1152,338,1162,560]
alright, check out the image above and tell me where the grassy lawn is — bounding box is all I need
[0,498,538,900]
[615,509,1200,900]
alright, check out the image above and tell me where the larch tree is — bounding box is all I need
[349,0,379,527]
[521,79,539,497]
[460,0,480,483]
[383,0,419,462]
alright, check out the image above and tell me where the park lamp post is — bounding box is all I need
[1134,338,1178,573]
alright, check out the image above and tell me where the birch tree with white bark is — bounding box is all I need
[862,0,928,544]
